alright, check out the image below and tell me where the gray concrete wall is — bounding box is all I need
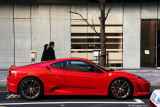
[15,19,31,66]
[31,4,51,62]
[0,2,160,69]
[87,3,123,19]
[141,3,158,19]
[0,2,71,68]
[0,3,14,68]
[123,3,141,69]
[50,4,71,59]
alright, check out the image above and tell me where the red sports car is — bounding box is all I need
[7,58,150,100]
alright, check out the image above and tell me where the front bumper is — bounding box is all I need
[133,79,151,96]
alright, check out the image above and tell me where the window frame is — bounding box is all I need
[50,61,67,70]
[66,60,102,73]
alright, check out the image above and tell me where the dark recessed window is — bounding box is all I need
[66,60,95,72]
[51,61,64,69]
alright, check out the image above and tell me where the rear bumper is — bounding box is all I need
[7,76,20,94]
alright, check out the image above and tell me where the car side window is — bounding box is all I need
[51,61,65,69]
[66,60,95,72]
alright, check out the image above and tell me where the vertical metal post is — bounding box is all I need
[98,50,100,65]
[148,54,149,67]
[107,52,109,68]
[144,54,146,67]
[96,56,98,64]
[13,2,15,65]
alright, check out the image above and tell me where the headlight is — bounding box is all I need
[134,74,143,79]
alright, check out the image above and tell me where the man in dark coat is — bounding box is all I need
[46,41,56,61]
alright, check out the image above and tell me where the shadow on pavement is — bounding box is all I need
[39,95,138,101]
[135,95,151,99]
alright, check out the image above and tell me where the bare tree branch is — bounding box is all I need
[91,19,95,29]
[68,10,100,39]
[105,0,116,21]
[105,4,112,21]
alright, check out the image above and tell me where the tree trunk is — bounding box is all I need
[99,0,106,67]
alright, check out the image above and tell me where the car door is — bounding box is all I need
[65,60,108,93]
[46,61,67,91]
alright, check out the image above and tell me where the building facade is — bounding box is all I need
[0,0,160,69]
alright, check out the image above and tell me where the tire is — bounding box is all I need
[19,77,43,101]
[109,78,133,100]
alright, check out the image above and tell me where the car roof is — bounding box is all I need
[10,58,89,70]
[54,58,88,62]
[40,58,89,64]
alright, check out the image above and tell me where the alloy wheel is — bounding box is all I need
[19,77,42,100]
[110,79,132,99]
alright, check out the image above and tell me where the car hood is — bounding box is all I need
[109,69,127,73]
[108,68,135,75]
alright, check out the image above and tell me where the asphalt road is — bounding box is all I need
[0,92,151,107]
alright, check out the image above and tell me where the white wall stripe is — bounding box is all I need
[0,98,144,105]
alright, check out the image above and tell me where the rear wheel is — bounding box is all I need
[109,78,133,99]
[19,77,43,100]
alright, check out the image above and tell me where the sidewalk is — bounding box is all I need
[0,71,8,91]
[0,69,160,91]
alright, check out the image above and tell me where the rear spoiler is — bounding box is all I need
[9,65,18,70]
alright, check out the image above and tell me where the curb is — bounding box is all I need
[126,71,160,73]
[150,86,160,91]
[0,87,7,91]
[0,69,8,71]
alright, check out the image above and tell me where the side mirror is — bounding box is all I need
[94,67,103,73]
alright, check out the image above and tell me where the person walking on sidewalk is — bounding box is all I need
[41,44,49,61]
[46,41,56,61]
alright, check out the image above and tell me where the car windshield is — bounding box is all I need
[90,61,115,72]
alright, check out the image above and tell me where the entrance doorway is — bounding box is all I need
[141,20,156,68]
[157,20,160,69]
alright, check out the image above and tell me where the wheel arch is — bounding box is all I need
[108,77,134,96]
[17,76,44,95]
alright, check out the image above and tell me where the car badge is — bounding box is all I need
[109,73,112,76]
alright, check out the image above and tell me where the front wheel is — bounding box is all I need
[109,78,133,99]
[19,77,43,101]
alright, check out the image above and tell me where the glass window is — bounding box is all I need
[51,61,64,69]
[91,62,114,72]
[66,60,95,72]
